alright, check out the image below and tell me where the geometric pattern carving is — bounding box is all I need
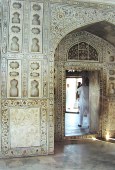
[29,2,43,53]
[68,42,98,61]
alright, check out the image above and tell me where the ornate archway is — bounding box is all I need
[54,30,115,141]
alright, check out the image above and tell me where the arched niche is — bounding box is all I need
[54,30,115,141]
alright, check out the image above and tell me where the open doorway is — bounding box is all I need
[66,77,82,112]
[65,70,100,137]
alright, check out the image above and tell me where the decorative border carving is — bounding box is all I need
[54,31,115,141]
[1,99,47,157]
[50,3,115,52]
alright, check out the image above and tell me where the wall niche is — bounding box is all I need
[29,2,43,53]
[7,60,21,98]
[28,60,42,98]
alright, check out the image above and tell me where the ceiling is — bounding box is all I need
[79,21,115,47]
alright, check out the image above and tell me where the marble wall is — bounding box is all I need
[10,108,41,148]
[0,0,115,158]
[1,0,53,158]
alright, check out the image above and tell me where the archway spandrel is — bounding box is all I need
[50,3,115,51]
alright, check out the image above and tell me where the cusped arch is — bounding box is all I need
[55,31,107,63]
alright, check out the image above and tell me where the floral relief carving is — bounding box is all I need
[11,26,20,33]
[13,2,22,9]
[10,61,19,69]
[32,28,40,34]
[50,3,115,52]
[30,62,39,70]
[9,71,19,77]
[1,99,47,156]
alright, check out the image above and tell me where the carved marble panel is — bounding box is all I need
[9,0,23,52]
[107,65,115,96]
[10,108,41,148]
[7,60,21,98]
[1,99,47,157]
[108,102,115,131]
[29,2,43,53]
[28,60,42,98]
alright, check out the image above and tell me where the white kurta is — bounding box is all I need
[77,85,89,115]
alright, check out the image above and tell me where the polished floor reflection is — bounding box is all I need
[65,113,89,136]
[0,140,115,170]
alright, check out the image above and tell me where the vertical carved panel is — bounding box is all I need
[29,2,43,53]
[108,102,115,132]
[28,60,42,98]
[7,60,21,98]
[9,1,23,52]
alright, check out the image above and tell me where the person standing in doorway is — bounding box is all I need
[76,82,82,113]
[77,78,89,128]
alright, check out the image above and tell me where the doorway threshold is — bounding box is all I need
[64,133,98,141]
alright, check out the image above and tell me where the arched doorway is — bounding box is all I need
[54,22,115,141]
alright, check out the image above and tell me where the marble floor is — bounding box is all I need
[65,113,89,136]
[0,140,115,170]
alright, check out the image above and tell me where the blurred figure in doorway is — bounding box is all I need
[77,78,89,128]
[76,82,82,113]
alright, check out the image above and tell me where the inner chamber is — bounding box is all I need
[65,70,100,136]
